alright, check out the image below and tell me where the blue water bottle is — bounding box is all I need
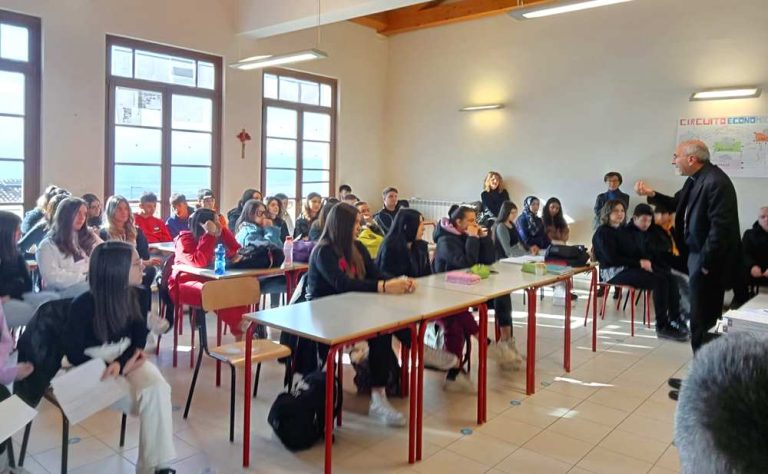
[214,244,226,275]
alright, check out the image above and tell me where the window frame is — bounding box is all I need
[260,67,337,216]
[0,9,41,212]
[104,35,223,219]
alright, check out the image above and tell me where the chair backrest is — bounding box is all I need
[200,278,261,312]
[159,253,175,289]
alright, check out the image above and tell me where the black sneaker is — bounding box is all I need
[657,326,690,342]
[668,377,682,390]
[155,469,176,474]
[668,390,679,401]
[596,287,605,298]
[570,292,579,301]
[612,287,621,300]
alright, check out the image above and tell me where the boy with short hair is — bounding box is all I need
[166,193,191,239]
[135,192,172,243]
[374,187,399,234]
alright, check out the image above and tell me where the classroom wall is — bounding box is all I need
[383,0,768,244]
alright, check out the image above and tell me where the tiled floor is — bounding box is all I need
[10,279,689,473]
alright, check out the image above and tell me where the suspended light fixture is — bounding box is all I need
[509,0,633,20]
[690,87,762,101]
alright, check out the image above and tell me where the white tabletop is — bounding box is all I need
[148,241,175,253]
[174,263,308,280]
[734,293,768,311]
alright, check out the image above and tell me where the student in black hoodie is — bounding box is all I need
[743,206,768,292]
[306,202,414,426]
[294,192,322,239]
[593,200,688,342]
[227,188,262,230]
[374,187,399,234]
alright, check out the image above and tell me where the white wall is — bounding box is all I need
[383,0,768,244]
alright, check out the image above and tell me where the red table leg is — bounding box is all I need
[526,288,537,395]
[324,347,338,474]
[216,317,222,386]
[336,349,343,427]
[564,278,572,373]
[591,269,598,352]
[242,322,256,467]
[477,303,488,424]
[409,324,417,464]
[416,322,427,461]
[400,343,409,398]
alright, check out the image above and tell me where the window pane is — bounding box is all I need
[171,166,211,200]
[0,71,24,115]
[264,74,278,99]
[115,87,162,127]
[115,126,161,164]
[265,168,296,199]
[0,204,23,218]
[135,49,171,83]
[302,170,330,182]
[320,84,332,107]
[114,164,161,201]
[0,117,23,158]
[172,131,211,165]
[279,77,299,102]
[170,56,196,87]
[303,112,331,141]
[0,161,23,203]
[303,142,329,169]
[300,81,319,105]
[172,95,212,132]
[302,182,329,198]
[0,24,28,61]
[265,138,296,168]
[111,46,133,78]
[198,61,215,89]
[266,107,297,139]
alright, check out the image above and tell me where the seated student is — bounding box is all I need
[134,192,172,243]
[234,200,282,248]
[308,200,337,242]
[305,203,413,424]
[227,188,262,230]
[649,202,691,321]
[21,185,65,234]
[480,171,510,219]
[63,241,176,474]
[273,193,294,236]
[355,201,385,257]
[743,206,768,291]
[0,211,59,328]
[294,192,322,240]
[165,193,191,239]
[169,208,247,340]
[36,197,102,297]
[197,188,228,229]
[515,196,551,254]
[374,187,399,235]
[0,304,35,468]
[342,193,358,206]
[593,171,630,229]
[433,205,490,390]
[337,184,352,201]
[82,193,103,230]
[265,196,289,242]
[675,332,768,474]
[18,191,70,258]
[543,197,570,244]
[592,200,688,341]
[493,201,528,258]
[100,195,164,331]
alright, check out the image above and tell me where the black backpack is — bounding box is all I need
[352,350,401,397]
[230,242,285,269]
[267,370,343,451]
[545,244,589,267]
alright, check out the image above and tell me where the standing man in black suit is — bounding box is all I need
[634,140,742,354]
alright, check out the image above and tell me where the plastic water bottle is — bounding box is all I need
[214,244,226,275]
[283,236,294,268]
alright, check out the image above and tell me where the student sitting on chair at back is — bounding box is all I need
[515,196,550,255]
[134,192,172,244]
[82,192,103,231]
[265,196,290,243]
[197,188,228,230]
[273,193,294,237]
[36,197,102,298]
[480,171,510,220]
[226,188,262,230]
[342,193,358,206]
[743,206,768,294]
[21,185,65,234]
[18,192,70,259]
[543,197,570,244]
[294,192,322,240]
[63,241,176,474]
[374,187,399,235]
[165,193,191,239]
[308,200,338,242]
[355,201,385,258]
[337,184,352,201]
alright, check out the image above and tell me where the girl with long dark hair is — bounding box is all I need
[18,191,70,257]
[515,196,551,254]
[36,197,102,297]
[308,199,338,242]
[265,195,290,242]
[542,197,570,244]
[64,241,176,474]
[227,188,262,229]
[82,192,103,229]
[306,203,414,426]
[294,192,322,239]
[234,199,282,247]
[492,201,527,259]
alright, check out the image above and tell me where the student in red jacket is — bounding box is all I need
[134,192,172,243]
[168,208,246,339]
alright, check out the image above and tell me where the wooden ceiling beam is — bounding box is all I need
[374,0,556,36]
[350,12,389,31]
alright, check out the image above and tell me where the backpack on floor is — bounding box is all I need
[351,345,401,397]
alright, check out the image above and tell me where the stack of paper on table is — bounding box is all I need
[50,358,131,425]
[500,255,545,264]
[0,395,37,443]
[723,307,768,335]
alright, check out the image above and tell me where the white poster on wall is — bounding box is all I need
[677,115,768,178]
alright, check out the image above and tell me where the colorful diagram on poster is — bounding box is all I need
[677,116,768,178]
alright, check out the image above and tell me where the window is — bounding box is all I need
[261,69,336,218]
[105,36,222,218]
[0,10,40,216]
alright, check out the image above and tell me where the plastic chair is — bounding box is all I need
[183,278,291,442]
[584,281,651,337]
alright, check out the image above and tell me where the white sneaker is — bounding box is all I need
[507,338,526,361]
[369,400,407,427]
[148,313,170,335]
[422,347,459,371]
[496,344,522,370]
[444,372,477,393]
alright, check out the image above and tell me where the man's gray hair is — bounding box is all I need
[681,140,711,163]
[675,332,768,473]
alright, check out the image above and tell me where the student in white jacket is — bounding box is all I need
[36,197,102,298]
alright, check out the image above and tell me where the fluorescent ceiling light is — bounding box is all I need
[230,49,327,71]
[460,104,505,112]
[690,87,761,101]
[510,0,633,20]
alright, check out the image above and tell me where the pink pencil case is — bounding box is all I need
[445,271,481,285]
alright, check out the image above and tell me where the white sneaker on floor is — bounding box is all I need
[443,371,477,393]
[507,338,526,361]
[148,313,170,335]
[422,346,459,371]
[496,344,523,370]
[369,400,407,427]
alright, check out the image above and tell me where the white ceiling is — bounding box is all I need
[237,0,425,38]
